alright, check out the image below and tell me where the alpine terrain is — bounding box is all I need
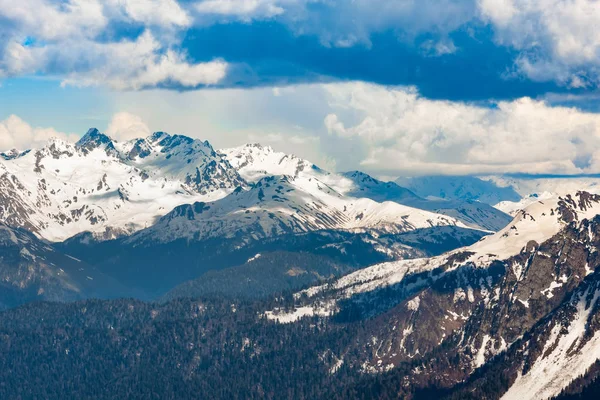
[1,129,600,399]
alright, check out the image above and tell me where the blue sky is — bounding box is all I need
[2,0,600,176]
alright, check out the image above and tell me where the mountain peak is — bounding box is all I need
[0,148,29,160]
[76,128,116,155]
[149,131,170,143]
[342,170,379,184]
[148,132,216,156]
[245,143,273,152]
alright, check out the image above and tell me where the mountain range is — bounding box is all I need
[0,129,512,300]
[3,128,600,398]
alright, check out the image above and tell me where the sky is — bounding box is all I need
[2,0,600,176]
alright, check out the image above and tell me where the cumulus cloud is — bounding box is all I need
[324,82,600,175]
[3,0,600,91]
[57,32,228,90]
[206,0,475,47]
[2,30,227,90]
[194,0,285,20]
[0,115,78,151]
[106,112,152,141]
[0,0,225,89]
[116,0,191,27]
[478,0,600,87]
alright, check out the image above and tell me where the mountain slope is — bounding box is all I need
[0,223,127,309]
[161,251,354,301]
[285,192,600,317]
[262,192,600,398]
[5,193,600,399]
[129,174,469,245]
[82,174,476,297]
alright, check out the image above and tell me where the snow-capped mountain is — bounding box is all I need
[130,174,469,245]
[0,132,509,244]
[220,143,320,183]
[341,170,512,231]
[282,191,600,315]
[0,130,502,299]
[489,175,600,197]
[220,145,511,232]
[266,191,600,398]
[397,175,522,205]
[0,129,246,241]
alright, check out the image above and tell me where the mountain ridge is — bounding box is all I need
[0,129,511,243]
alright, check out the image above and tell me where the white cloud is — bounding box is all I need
[3,31,228,90]
[115,0,191,28]
[106,112,152,141]
[0,0,107,41]
[0,115,78,151]
[478,0,600,87]
[0,0,189,40]
[0,0,223,89]
[103,82,600,176]
[324,114,349,137]
[3,0,600,90]
[324,82,600,175]
[8,81,600,177]
[194,0,284,20]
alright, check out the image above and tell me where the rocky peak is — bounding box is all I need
[148,131,169,143]
[126,138,152,160]
[0,149,30,161]
[246,143,274,152]
[75,128,117,156]
[343,170,380,185]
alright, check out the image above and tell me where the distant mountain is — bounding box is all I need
[397,175,522,205]
[0,223,127,309]
[342,171,512,231]
[129,174,468,246]
[489,174,600,197]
